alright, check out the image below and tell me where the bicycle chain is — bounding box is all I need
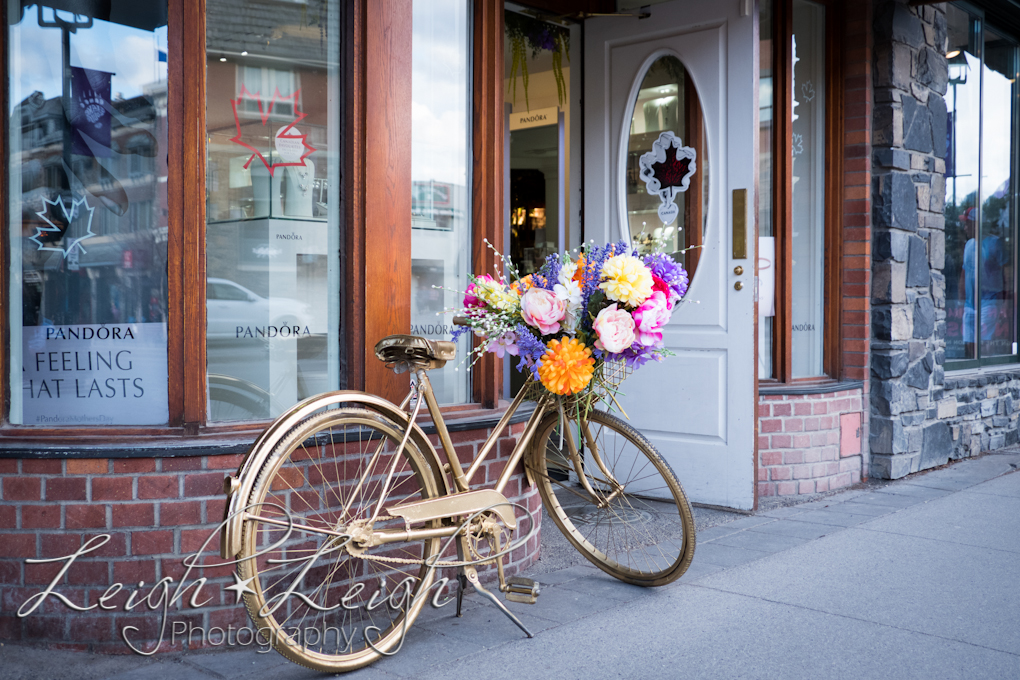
[350,515,498,568]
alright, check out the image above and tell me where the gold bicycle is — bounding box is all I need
[219,333,696,673]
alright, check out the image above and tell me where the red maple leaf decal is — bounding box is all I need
[650,143,694,190]
[230,85,315,176]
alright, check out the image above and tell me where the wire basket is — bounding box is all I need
[520,358,633,417]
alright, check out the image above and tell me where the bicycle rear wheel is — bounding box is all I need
[530,408,695,586]
[238,407,446,673]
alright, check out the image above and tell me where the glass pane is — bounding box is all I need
[411,0,471,404]
[978,27,1017,358]
[944,6,982,361]
[790,0,825,378]
[206,0,341,421]
[8,2,170,425]
[624,56,708,278]
[759,0,775,380]
[510,125,560,276]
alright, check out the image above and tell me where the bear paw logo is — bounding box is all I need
[82,93,106,127]
[30,194,96,258]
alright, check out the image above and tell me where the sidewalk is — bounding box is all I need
[4,450,1020,679]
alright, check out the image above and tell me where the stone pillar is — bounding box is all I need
[870,0,950,478]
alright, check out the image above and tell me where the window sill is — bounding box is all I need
[758,380,864,396]
[0,401,537,459]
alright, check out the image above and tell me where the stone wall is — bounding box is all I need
[869,0,1020,478]
[870,0,952,479]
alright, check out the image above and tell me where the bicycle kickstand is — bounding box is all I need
[464,567,533,638]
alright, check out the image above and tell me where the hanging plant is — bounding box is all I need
[505,11,570,111]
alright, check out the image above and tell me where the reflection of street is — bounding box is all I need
[207,335,329,421]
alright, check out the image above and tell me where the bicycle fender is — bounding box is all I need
[219,390,449,560]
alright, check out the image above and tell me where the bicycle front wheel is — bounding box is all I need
[531,408,695,586]
[238,406,445,673]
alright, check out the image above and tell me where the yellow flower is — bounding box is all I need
[476,279,520,312]
[538,337,595,395]
[599,254,653,307]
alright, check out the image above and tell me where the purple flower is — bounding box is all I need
[513,323,547,379]
[598,344,664,369]
[486,332,519,358]
[643,252,689,301]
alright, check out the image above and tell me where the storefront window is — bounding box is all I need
[759,0,775,380]
[624,55,707,276]
[7,2,170,425]
[205,0,341,421]
[411,0,472,404]
[944,4,1019,365]
[790,0,826,378]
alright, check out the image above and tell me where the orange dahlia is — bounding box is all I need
[573,255,586,282]
[538,337,595,395]
[510,274,534,295]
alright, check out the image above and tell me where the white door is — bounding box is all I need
[585,0,757,510]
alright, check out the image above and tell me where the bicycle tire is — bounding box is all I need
[530,408,696,586]
[238,406,445,673]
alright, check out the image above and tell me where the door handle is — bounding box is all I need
[732,188,747,259]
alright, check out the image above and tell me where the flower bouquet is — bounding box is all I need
[451,241,689,412]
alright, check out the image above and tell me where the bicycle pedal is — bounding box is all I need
[504,577,540,605]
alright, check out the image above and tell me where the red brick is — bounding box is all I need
[113,559,156,586]
[65,560,109,586]
[113,503,154,528]
[131,530,173,555]
[159,501,202,526]
[776,481,797,496]
[0,559,19,584]
[804,449,821,464]
[770,466,792,481]
[206,454,244,470]
[784,418,804,432]
[798,481,815,494]
[0,505,15,528]
[161,457,204,472]
[761,451,783,466]
[66,504,107,530]
[23,615,67,640]
[92,477,133,501]
[3,477,42,501]
[181,529,219,554]
[90,533,127,558]
[46,478,87,501]
[760,419,781,433]
[40,534,81,558]
[22,505,61,529]
[184,473,224,497]
[758,403,770,417]
[804,417,820,432]
[794,401,812,416]
[758,482,775,497]
[66,459,109,475]
[0,534,36,558]
[773,402,792,416]
[69,615,114,642]
[771,434,792,449]
[23,460,62,474]
[784,450,805,465]
[138,476,178,499]
[0,460,18,474]
[114,459,157,473]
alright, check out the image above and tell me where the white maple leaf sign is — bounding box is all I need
[30,194,96,258]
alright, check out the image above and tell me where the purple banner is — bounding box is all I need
[70,66,112,157]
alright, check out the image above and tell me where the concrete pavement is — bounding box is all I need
[3,449,1020,679]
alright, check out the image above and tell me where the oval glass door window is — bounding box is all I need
[623,55,708,281]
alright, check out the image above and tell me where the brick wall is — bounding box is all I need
[0,424,540,651]
[758,389,865,497]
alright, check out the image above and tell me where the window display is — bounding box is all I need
[7,1,170,425]
[205,0,341,421]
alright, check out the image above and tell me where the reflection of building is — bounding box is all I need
[14,84,169,327]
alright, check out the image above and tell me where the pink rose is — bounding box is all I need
[464,274,493,309]
[521,287,566,335]
[632,290,670,347]
[651,275,675,310]
[593,303,636,353]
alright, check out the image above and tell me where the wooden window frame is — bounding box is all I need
[0,0,505,453]
[761,0,844,386]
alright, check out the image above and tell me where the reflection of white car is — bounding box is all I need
[206,278,314,340]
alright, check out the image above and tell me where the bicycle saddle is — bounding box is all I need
[374,335,457,371]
